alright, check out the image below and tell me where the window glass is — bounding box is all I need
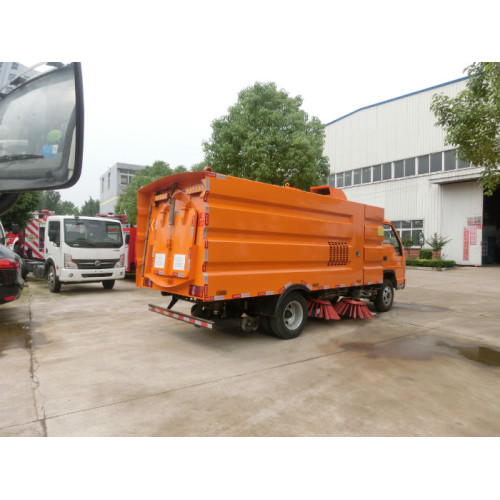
[383,224,402,256]
[411,220,423,228]
[372,165,381,182]
[457,157,470,169]
[405,158,415,176]
[418,155,429,174]
[382,163,392,180]
[353,169,361,185]
[401,221,411,228]
[362,167,371,184]
[444,150,456,171]
[336,173,344,188]
[430,152,442,172]
[394,160,404,178]
[344,171,352,186]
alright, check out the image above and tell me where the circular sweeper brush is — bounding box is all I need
[333,298,374,319]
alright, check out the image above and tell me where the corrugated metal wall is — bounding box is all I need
[324,80,468,172]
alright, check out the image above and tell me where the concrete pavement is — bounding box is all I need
[0,266,499,436]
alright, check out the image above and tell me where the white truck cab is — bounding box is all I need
[45,215,127,292]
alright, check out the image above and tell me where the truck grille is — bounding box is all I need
[73,259,118,270]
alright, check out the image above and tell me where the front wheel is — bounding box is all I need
[47,264,61,293]
[102,280,115,290]
[373,279,394,312]
[270,291,308,339]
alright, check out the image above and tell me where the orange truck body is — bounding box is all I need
[136,171,405,337]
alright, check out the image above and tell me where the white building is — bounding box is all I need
[99,162,145,214]
[0,62,39,94]
[324,77,500,266]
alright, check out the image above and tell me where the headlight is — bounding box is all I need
[115,254,125,268]
[64,253,78,269]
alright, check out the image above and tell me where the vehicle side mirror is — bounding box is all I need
[0,62,84,215]
[125,234,130,245]
[11,223,20,235]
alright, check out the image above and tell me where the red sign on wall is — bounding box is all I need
[463,227,470,261]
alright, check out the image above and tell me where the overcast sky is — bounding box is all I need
[7,0,497,208]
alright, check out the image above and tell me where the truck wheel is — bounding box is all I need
[102,280,115,290]
[47,264,61,293]
[270,291,308,339]
[373,279,394,312]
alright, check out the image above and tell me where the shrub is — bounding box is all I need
[419,249,433,259]
[406,259,456,268]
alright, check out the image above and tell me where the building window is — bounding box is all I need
[101,178,104,193]
[8,73,16,81]
[336,172,344,188]
[11,62,19,70]
[394,160,404,179]
[418,155,429,174]
[457,156,471,169]
[107,173,111,190]
[353,169,361,185]
[430,152,442,172]
[372,165,381,182]
[444,150,456,171]
[392,219,424,245]
[405,158,415,177]
[362,167,371,184]
[382,163,392,180]
[344,171,352,187]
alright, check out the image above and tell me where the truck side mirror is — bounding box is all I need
[11,223,20,235]
[125,234,130,245]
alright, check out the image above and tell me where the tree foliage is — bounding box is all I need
[1,192,42,230]
[80,197,101,216]
[431,62,500,195]
[115,161,185,225]
[203,82,330,190]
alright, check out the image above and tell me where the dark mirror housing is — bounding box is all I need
[11,223,20,235]
[0,62,84,213]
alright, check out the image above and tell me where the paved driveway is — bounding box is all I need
[1,267,499,436]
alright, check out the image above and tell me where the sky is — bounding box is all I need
[6,0,497,210]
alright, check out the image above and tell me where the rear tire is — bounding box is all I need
[373,279,394,312]
[102,280,115,290]
[47,264,61,293]
[270,291,308,339]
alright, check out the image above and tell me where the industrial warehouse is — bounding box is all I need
[324,77,500,266]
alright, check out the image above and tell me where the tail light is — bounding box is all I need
[189,285,203,297]
[143,277,153,288]
[0,258,20,270]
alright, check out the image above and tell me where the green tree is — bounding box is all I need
[425,233,452,258]
[115,160,174,225]
[38,190,61,212]
[1,192,43,231]
[57,201,80,215]
[80,197,101,216]
[431,62,500,195]
[190,161,208,172]
[203,82,330,190]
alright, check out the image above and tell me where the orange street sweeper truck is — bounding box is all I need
[136,169,405,339]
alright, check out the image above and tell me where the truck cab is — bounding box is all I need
[45,215,128,292]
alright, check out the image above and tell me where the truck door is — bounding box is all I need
[46,220,62,267]
[382,223,405,285]
[149,194,198,281]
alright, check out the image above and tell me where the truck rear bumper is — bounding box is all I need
[149,304,214,329]
[60,268,126,282]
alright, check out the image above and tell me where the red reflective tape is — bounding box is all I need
[232,294,241,299]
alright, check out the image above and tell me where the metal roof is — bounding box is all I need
[325,76,469,126]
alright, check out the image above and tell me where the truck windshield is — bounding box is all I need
[64,219,123,248]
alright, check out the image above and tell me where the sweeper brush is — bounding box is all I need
[307,299,341,320]
[333,298,374,319]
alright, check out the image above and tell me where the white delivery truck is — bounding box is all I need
[45,215,128,292]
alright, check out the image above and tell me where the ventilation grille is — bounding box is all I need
[328,242,348,266]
